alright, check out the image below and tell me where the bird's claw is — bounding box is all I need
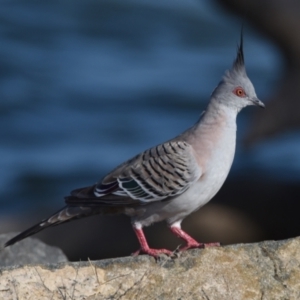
[178,242,221,252]
[131,247,174,258]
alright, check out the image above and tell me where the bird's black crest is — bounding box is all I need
[233,28,245,71]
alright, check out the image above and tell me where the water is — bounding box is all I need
[0,0,284,215]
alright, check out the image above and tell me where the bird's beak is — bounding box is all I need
[251,97,265,108]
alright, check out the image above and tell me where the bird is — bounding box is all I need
[4,32,264,257]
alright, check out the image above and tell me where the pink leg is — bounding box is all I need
[132,226,173,257]
[170,225,220,251]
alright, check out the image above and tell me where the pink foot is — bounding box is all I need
[203,242,220,248]
[132,247,173,257]
[179,241,220,251]
[170,225,220,252]
[132,226,173,257]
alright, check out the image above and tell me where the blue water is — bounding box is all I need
[0,0,285,215]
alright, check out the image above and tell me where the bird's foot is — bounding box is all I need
[132,247,173,257]
[132,226,175,257]
[203,242,221,248]
[179,241,220,252]
[169,225,220,252]
[179,241,204,252]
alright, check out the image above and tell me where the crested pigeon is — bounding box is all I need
[4,33,264,257]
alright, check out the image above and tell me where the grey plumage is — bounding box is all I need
[4,31,265,256]
[95,141,199,201]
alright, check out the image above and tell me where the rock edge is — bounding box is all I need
[1,238,300,300]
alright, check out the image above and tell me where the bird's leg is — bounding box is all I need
[170,225,203,250]
[169,222,220,251]
[132,225,173,257]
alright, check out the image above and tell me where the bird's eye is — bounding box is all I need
[233,87,246,97]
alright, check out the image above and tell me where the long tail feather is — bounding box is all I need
[4,206,95,247]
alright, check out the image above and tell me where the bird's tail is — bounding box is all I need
[4,205,102,247]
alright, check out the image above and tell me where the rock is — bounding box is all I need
[0,233,68,267]
[1,237,300,299]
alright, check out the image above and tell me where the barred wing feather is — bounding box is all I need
[93,141,201,203]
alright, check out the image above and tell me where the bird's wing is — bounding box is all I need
[65,140,201,206]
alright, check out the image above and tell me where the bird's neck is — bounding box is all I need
[181,99,238,172]
[196,99,238,130]
[178,98,238,144]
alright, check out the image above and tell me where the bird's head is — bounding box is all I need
[211,31,265,112]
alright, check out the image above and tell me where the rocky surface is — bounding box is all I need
[1,237,300,299]
[0,233,68,267]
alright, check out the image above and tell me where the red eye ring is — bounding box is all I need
[233,87,246,98]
